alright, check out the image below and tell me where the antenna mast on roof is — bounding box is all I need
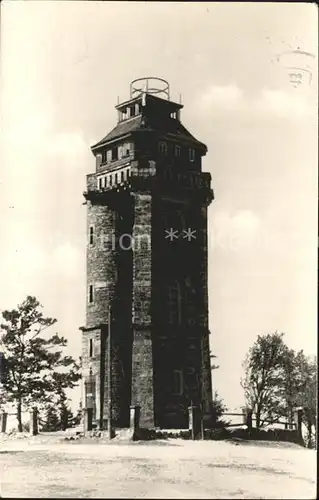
[117,96,120,121]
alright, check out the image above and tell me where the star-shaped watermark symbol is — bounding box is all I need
[165,228,179,241]
[182,228,196,241]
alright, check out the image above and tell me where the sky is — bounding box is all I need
[0,1,318,412]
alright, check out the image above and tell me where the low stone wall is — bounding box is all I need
[204,426,304,446]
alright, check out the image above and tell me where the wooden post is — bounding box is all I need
[83,408,93,433]
[30,407,38,436]
[0,411,7,433]
[130,405,141,439]
[293,407,304,445]
[200,403,204,440]
[107,306,113,440]
[189,405,195,440]
[189,404,201,440]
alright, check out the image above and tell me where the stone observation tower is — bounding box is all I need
[81,77,214,429]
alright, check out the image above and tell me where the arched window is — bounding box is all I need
[168,280,182,325]
[173,369,183,395]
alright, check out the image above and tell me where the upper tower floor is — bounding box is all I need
[85,78,213,205]
[90,77,207,173]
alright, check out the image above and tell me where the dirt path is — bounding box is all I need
[0,437,316,498]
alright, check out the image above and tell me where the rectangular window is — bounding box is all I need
[121,170,125,183]
[98,178,102,190]
[107,150,112,163]
[88,285,94,304]
[109,175,113,187]
[173,369,183,395]
[89,338,93,357]
[159,141,167,155]
[89,226,94,245]
[112,147,118,161]
[129,105,136,117]
[123,143,131,157]
[189,148,195,162]
[175,145,181,157]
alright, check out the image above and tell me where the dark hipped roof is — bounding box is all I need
[91,116,144,150]
[91,113,206,152]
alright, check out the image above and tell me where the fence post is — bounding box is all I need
[83,407,93,433]
[130,405,141,439]
[30,407,38,436]
[242,407,253,437]
[242,408,253,432]
[0,411,7,433]
[293,407,304,445]
[130,405,140,430]
[188,405,201,440]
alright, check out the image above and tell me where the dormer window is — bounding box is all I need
[122,142,131,157]
[129,105,136,118]
[107,150,112,163]
[171,112,177,119]
[189,148,195,162]
[101,150,107,163]
[121,108,128,121]
[159,141,168,156]
[112,146,118,161]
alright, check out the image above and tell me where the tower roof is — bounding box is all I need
[91,79,207,153]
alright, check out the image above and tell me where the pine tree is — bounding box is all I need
[72,400,83,427]
[41,405,60,432]
[0,296,81,432]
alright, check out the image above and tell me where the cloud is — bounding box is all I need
[46,131,88,159]
[196,81,316,121]
[52,243,83,277]
[254,88,314,119]
[198,84,245,111]
[210,210,262,252]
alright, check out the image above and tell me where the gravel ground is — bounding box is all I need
[0,433,316,498]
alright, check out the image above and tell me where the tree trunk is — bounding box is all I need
[17,401,23,432]
[256,407,261,428]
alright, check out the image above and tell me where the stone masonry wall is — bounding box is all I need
[131,192,155,428]
[86,200,117,327]
[199,204,213,411]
